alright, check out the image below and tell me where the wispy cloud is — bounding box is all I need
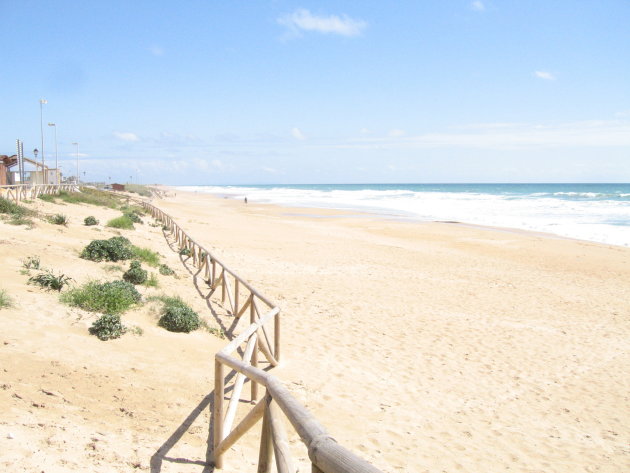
[278,9,367,37]
[471,1,485,11]
[388,129,406,137]
[291,127,307,140]
[534,70,556,80]
[334,120,630,151]
[113,131,140,142]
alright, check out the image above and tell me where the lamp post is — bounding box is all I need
[39,99,47,183]
[33,149,38,184]
[72,142,79,185]
[48,123,58,184]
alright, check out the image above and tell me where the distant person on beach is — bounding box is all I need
[244,197,248,204]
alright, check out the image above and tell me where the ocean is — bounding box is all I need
[177,183,630,247]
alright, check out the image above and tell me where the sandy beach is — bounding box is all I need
[1,188,629,472]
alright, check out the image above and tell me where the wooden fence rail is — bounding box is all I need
[140,199,384,473]
[0,184,79,203]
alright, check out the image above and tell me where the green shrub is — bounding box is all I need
[80,236,134,262]
[0,289,12,309]
[49,214,69,226]
[159,264,174,276]
[154,295,200,333]
[123,261,147,285]
[22,255,41,270]
[62,280,141,314]
[106,215,135,230]
[84,216,99,226]
[124,211,143,224]
[131,246,160,266]
[28,270,73,291]
[89,314,127,341]
[179,248,192,256]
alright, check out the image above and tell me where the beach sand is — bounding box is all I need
[1,188,629,472]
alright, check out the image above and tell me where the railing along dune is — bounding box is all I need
[141,199,384,473]
[0,183,78,203]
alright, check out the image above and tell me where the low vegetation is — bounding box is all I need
[0,196,35,226]
[81,236,134,262]
[125,184,152,198]
[143,273,159,288]
[89,314,127,341]
[123,261,148,285]
[57,188,123,208]
[0,289,12,309]
[159,264,175,276]
[28,270,73,292]
[22,255,41,271]
[49,214,69,226]
[153,295,200,333]
[38,194,56,203]
[61,280,142,314]
[106,215,135,230]
[84,216,99,226]
[179,248,192,257]
[131,246,160,266]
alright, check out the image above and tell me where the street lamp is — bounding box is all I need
[48,123,58,184]
[39,99,47,183]
[72,142,79,185]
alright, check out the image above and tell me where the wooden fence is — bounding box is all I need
[0,184,78,203]
[141,200,384,473]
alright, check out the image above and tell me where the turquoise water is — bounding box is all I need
[178,183,630,246]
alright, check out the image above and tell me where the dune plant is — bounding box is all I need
[28,270,73,292]
[106,215,135,230]
[143,273,159,288]
[155,295,200,333]
[80,236,134,262]
[49,214,69,226]
[61,280,141,314]
[38,194,56,203]
[159,264,174,276]
[131,246,160,266]
[89,314,127,341]
[0,197,35,226]
[179,248,192,257]
[0,289,12,309]
[22,255,41,270]
[57,188,123,208]
[84,216,99,226]
[123,261,148,285]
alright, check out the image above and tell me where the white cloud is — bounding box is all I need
[471,1,485,11]
[534,70,556,80]
[388,129,406,137]
[113,131,140,142]
[291,127,307,140]
[278,9,367,37]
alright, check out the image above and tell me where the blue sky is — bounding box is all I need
[1,0,629,184]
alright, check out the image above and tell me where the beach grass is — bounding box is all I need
[124,184,152,198]
[106,215,135,230]
[61,280,142,314]
[0,196,36,226]
[0,289,12,309]
[131,246,160,266]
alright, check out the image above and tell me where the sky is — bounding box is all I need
[1,0,629,184]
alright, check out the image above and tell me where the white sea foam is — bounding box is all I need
[180,185,630,247]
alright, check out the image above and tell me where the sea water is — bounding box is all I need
[178,184,630,247]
